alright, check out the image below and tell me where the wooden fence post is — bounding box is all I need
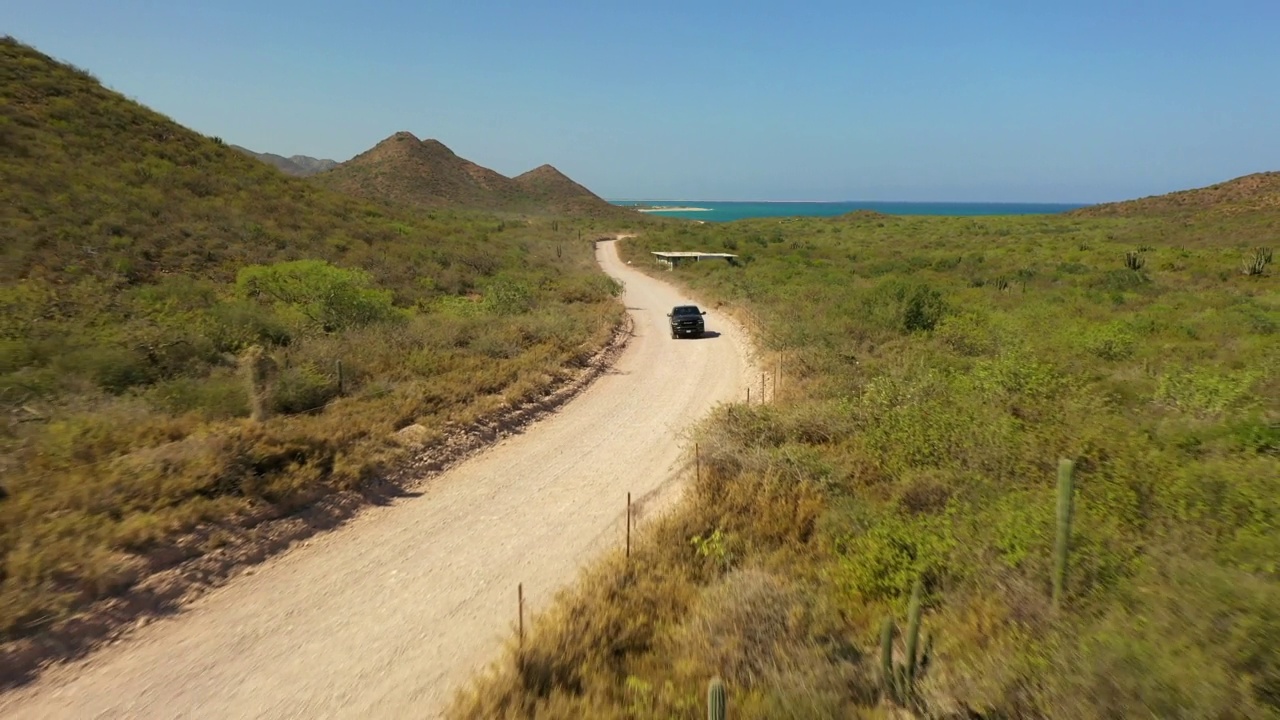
[518,583,524,650]
[626,492,632,559]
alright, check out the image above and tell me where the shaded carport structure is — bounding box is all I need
[650,251,739,269]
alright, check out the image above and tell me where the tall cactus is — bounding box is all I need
[879,618,895,699]
[904,579,922,688]
[1124,250,1146,271]
[241,345,278,422]
[880,578,930,707]
[1241,247,1272,276]
[707,677,726,720]
[1053,458,1076,610]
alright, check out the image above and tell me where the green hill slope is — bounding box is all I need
[513,164,624,218]
[0,36,625,648]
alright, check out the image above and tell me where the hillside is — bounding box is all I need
[513,164,620,216]
[230,145,338,176]
[318,131,635,218]
[0,36,626,652]
[314,131,520,208]
[1072,171,1280,216]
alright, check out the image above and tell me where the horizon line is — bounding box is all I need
[608,199,1094,206]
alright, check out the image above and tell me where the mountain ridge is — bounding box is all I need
[230,145,338,176]
[318,131,635,218]
[513,163,619,216]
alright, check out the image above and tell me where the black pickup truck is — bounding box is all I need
[667,305,706,338]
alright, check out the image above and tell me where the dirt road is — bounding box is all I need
[0,239,751,719]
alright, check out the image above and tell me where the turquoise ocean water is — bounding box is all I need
[611,200,1087,222]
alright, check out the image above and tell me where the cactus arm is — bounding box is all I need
[880,618,895,701]
[904,578,923,691]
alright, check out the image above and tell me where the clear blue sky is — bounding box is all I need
[7,0,1279,202]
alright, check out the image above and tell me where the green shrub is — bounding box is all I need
[1035,558,1280,718]
[1155,367,1263,415]
[237,259,401,332]
[131,274,219,312]
[1091,268,1150,293]
[555,274,623,304]
[970,349,1066,401]
[936,312,998,356]
[1084,322,1137,361]
[269,361,337,414]
[205,300,293,351]
[65,345,154,393]
[835,509,955,601]
[0,338,36,374]
[467,325,525,360]
[1226,415,1280,455]
[482,277,535,315]
[903,284,946,332]
[990,491,1053,571]
[857,280,947,335]
[148,372,249,420]
[431,295,484,319]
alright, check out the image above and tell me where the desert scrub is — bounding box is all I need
[452,204,1279,718]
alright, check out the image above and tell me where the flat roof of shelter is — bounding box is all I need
[650,251,739,258]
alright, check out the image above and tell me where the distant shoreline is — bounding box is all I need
[613,200,1088,206]
[613,199,1089,222]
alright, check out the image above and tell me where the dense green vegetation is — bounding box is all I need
[0,37,632,641]
[453,208,1278,718]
